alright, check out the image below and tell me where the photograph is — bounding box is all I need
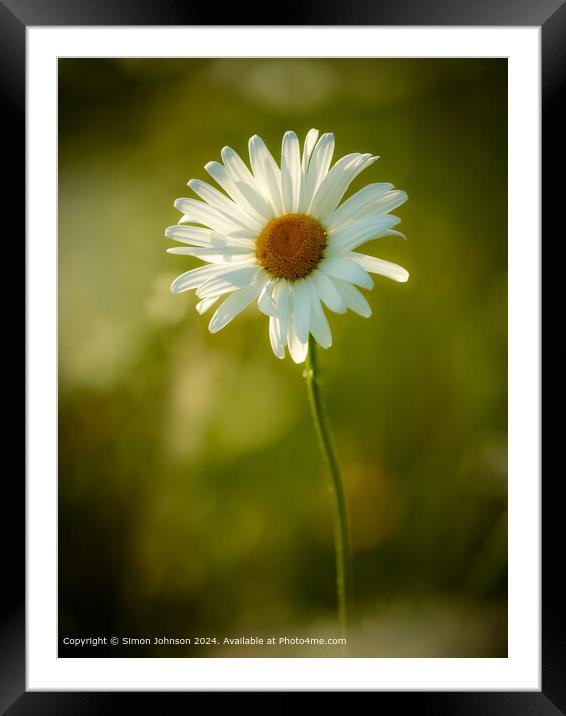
[57,57,508,659]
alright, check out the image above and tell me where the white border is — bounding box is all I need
[27,27,540,691]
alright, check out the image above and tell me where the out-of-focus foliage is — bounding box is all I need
[58,58,507,657]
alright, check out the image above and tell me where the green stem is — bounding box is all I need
[304,335,352,642]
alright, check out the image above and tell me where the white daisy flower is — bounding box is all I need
[167,129,409,363]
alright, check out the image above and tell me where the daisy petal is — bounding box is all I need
[258,278,278,317]
[382,229,407,240]
[302,128,320,173]
[170,264,229,294]
[175,197,245,234]
[325,214,401,255]
[165,225,217,247]
[291,279,311,344]
[308,133,335,186]
[333,279,373,317]
[272,279,289,340]
[300,133,335,212]
[166,227,255,250]
[196,295,222,314]
[325,182,394,230]
[330,191,407,231]
[208,154,273,222]
[287,317,308,364]
[249,135,284,215]
[366,189,408,217]
[209,282,263,334]
[220,148,276,219]
[196,284,239,301]
[319,257,374,290]
[310,153,379,220]
[166,246,256,264]
[348,253,410,282]
[195,265,261,298]
[269,280,289,359]
[281,131,301,213]
[285,282,308,363]
[188,179,263,232]
[308,279,332,348]
[269,316,286,359]
[310,269,347,314]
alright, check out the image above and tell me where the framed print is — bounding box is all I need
[7,0,558,709]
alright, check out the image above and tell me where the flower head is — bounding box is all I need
[167,129,408,363]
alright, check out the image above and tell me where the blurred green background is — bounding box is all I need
[58,58,507,658]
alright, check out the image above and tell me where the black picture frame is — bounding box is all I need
[7,0,557,710]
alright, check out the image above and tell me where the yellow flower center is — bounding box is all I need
[256,213,327,281]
